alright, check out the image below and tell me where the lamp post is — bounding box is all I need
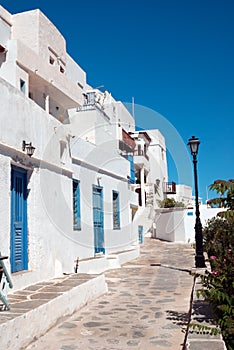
[188,136,206,268]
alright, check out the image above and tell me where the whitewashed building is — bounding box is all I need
[130,129,168,209]
[0,6,139,291]
[167,184,194,208]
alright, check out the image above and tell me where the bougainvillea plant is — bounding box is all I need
[198,180,234,349]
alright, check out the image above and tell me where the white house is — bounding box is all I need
[167,184,194,208]
[0,6,139,291]
[130,129,168,209]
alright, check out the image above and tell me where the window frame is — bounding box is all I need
[73,179,81,231]
[20,79,26,94]
[112,190,120,230]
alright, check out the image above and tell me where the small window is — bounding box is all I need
[20,79,26,94]
[86,91,95,105]
[73,180,81,230]
[49,56,55,65]
[161,148,164,160]
[60,66,65,73]
[113,190,120,229]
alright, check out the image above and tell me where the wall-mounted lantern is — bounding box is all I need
[22,140,35,157]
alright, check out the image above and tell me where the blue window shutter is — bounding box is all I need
[92,185,105,254]
[73,180,81,230]
[122,155,135,184]
[129,155,135,184]
[11,167,28,273]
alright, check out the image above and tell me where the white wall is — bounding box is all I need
[12,10,66,62]
[0,6,139,292]
[115,101,135,132]
[184,205,226,243]
[72,161,136,255]
[154,205,225,243]
[0,6,11,49]
[0,77,76,290]
[154,208,186,242]
[0,77,138,290]
[146,129,168,205]
[168,184,193,207]
[66,53,86,89]
[0,8,85,110]
[70,135,138,253]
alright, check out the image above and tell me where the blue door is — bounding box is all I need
[92,185,105,254]
[10,167,28,273]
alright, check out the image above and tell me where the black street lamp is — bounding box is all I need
[188,136,206,268]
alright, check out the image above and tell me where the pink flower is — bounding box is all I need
[210,256,217,260]
[212,271,218,276]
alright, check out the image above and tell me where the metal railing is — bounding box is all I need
[0,253,13,310]
[133,149,149,161]
[163,181,176,194]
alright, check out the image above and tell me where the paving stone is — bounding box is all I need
[23,285,44,292]
[10,300,45,309]
[30,292,61,300]
[150,339,172,346]
[126,340,140,346]
[60,345,78,350]
[83,322,107,327]
[18,239,197,350]
[74,317,83,321]
[98,301,109,304]
[157,298,176,303]
[141,299,152,304]
[150,307,161,311]
[132,331,145,338]
[59,323,77,329]
[106,338,119,344]
[99,311,113,315]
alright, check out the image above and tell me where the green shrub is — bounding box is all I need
[157,198,185,208]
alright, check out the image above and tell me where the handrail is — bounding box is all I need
[0,253,13,310]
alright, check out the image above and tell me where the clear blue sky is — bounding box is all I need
[1,0,233,201]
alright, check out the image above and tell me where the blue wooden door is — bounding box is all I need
[10,167,28,273]
[92,185,105,254]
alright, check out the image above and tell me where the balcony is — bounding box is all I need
[164,182,176,194]
[119,140,134,154]
[119,130,135,154]
[134,149,149,161]
[76,101,110,120]
[133,151,150,172]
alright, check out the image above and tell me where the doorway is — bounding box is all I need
[10,166,28,273]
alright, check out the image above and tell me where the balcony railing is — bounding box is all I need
[122,129,135,150]
[76,102,110,120]
[163,182,176,194]
[119,141,134,154]
[134,149,149,161]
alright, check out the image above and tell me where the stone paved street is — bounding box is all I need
[25,239,195,350]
